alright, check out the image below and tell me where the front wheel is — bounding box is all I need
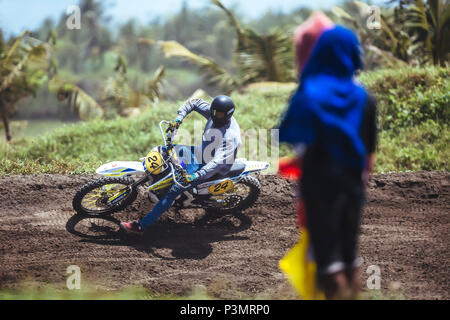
[72,177,138,215]
[206,176,261,214]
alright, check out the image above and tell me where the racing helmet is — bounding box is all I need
[210,95,235,127]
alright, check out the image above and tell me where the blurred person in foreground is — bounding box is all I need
[278,12,378,299]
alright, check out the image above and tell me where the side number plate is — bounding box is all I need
[208,180,233,195]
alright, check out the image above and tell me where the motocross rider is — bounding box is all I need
[120,95,241,234]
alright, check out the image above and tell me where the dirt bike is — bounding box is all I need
[72,120,269,216]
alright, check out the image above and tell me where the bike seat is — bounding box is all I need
[204,162,246,182]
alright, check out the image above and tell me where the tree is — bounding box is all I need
[403,0,450,65]
[0,31,52,141]
[101,55,166,118]
[144,0,296,93]
[333,1,414,67]
[213,0,295,83]
[333,0,450,67]
[48,77,105,121]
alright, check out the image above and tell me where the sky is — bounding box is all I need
[0,0,384,36]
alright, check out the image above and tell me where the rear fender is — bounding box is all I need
[241,160,270,174]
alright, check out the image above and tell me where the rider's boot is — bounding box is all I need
[120,221,144,235]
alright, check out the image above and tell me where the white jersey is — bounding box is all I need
[176,99,242,181]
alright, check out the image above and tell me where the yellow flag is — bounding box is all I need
[279,228,325,300]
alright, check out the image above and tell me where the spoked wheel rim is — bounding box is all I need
[210,183,251,210]
[80,183,131,214]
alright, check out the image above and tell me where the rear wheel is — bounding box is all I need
[72,177,138,215]
[206,176,261,214]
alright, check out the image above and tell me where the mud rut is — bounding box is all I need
[0,172,448,299]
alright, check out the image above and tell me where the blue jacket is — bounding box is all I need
[279,26,368,170]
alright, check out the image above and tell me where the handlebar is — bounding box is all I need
[159,120,172,146]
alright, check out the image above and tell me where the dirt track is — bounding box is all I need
[0,172,448,299]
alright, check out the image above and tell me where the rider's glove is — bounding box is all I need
[169,118,182,131]
[182,172,197,185]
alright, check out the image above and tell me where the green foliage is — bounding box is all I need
[376,120,449,172]
[155,40,238,93]
[46,54,166,121]
[334,0,450,66]
[15,0,447,122]
[358,66,449,130]
[1,67,448,175]
[0,31,54,140]
[212,0,296,84]
[101,55,166,118]
[402,0,450,65]
[0,282,210,300]
[148,0,296,93]
[48,77,105,121]
[0,282,405,300]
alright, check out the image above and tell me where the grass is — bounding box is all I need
[0,281,404,300]
[0,280,262,300]
[0,119,70,143]
[376,121,449,172]
[0,284,153,300]
[0,66,448,175]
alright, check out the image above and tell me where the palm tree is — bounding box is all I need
[141,0,296,93]
[334,0,449,66]
[403,0,450,65]
[212,0,295,83]
[151,40,238,93]
[49,53,166,121]
[332,1,415,67]
[48,77,105,121]
[0,31,51,141]
[101,55,166,118]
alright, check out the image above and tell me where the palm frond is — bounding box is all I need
[49,77,104,120]
[157,40,238,92]
[0,54,28,92]
[212,0,295,84]
[71,87,105,120]
[211,0,246,44]
[145,65,165,101]
[236,29,295,83]
[0,46,48,92]
[332,6,358,24]
[407,0,433,55]
[4,31,28,63]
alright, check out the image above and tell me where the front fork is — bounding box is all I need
[104,175,150,205]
